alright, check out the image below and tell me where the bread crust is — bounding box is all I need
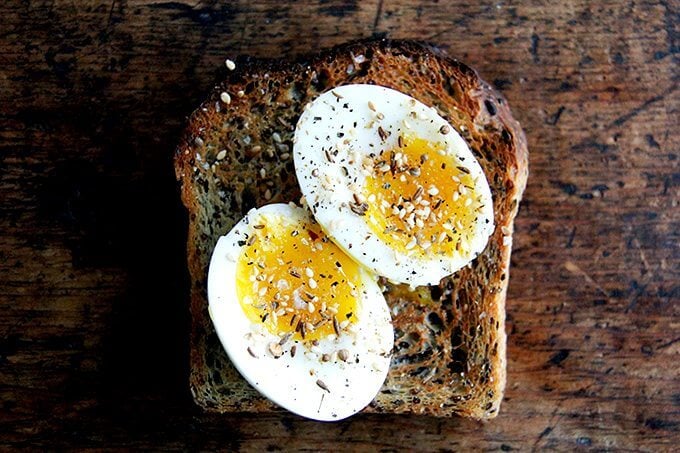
[175,39,528,419]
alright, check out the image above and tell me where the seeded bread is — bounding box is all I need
[175,39,528,419]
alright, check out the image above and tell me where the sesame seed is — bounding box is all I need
[308,278,318,289]
[305,267,314,277]
[368,101,376,111]
[332,316,341,335]
[280,152,290,160]
[427,186,439,196]
[220,92,231,104]
[350,202,368,216]
[439,125,450,135]
[225,59,236,70]
[216,150,227,160]
[290,345,297,357]
[452,192,460,201]
[279,332,293,345]
[307,302,315,313]
[237,90,245,97]
[321,353,330,362]
[465,198,473,207]
[503,235,512,246]
[405,237,417,250]
[312,168,319,177]
[259,168,266,178]
[269,342,283,358]
[338,349,349,362]
[272,132,282,143]
[247,346,258,358]
[264,189,272,200]
[316,379,330,392]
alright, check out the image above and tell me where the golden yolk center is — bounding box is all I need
[362,134,483,256]
[235,214,361,341]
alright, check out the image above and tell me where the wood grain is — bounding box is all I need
[1,0,678,449]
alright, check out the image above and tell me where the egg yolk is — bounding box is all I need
[235,214,361,341]
[361,134,484,257]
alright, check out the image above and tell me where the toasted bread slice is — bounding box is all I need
[175,39,528,419]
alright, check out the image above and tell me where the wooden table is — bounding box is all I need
[2,0,678,449]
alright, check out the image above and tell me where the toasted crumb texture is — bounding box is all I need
[175,39,528,419]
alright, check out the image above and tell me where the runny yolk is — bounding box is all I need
[362,134,483,256]
[235,214,361,341]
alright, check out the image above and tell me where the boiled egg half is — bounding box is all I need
[294,84,494,286]
[208,203,393,421]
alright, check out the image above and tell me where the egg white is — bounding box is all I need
[207,203,393,421]
[293,84,494,286]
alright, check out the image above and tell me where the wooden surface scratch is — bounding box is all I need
[1,0,678,449]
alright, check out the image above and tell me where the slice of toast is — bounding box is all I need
[175,39,528,419]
